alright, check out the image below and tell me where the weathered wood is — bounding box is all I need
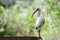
[0,37,39,40]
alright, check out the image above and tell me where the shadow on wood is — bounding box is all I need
[0,37,39,40]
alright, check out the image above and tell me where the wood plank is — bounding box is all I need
[0,37,39,40]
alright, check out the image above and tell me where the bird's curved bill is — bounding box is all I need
[31,8,39,18]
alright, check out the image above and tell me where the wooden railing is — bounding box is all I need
[0,37,39,40]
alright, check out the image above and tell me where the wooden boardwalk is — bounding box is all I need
[0,37,39,40]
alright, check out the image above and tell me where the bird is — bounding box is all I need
[31,8,45,40]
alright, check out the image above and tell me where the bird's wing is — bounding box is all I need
[35,17,45,30]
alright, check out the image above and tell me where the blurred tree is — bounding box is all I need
[0,0,16,8]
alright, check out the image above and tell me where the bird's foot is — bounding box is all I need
[39,38,42,40]
[38,37,42,40]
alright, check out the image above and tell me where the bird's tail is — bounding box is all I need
[36,27,38,30]
[36,27,40,30]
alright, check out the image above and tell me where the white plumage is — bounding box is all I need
[35,16,44,30]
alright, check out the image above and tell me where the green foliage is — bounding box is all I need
[0,6,4,14]
[0,0,60,40]
[0,0,16,8]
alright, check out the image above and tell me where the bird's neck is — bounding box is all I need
[38,11,40,17]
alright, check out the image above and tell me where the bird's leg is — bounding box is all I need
[38,28,42,40]
[39,30,40,38]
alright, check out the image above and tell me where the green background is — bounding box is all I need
[0,0,60,40]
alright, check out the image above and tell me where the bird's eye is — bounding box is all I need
[36,8,40,11]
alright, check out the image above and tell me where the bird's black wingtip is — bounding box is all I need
[36,27,38,30]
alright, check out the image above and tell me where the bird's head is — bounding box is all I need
[31,8,41,18]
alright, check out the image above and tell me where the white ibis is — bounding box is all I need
[31,8,45,40]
